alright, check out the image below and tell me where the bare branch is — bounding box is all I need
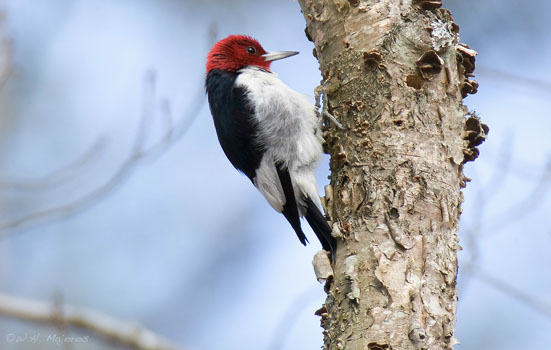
[0,292,183,350]
[0,76,200,232]
[0,25,219,234]
[0,80,196,232]
[0,137,107,191]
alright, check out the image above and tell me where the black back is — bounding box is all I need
[205,69,264,181]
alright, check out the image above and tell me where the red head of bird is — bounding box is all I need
[206,35,298,73]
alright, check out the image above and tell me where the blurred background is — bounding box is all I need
[0,0,550,349]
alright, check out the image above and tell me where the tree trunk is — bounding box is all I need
[299,1,487,349]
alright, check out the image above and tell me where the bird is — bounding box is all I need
[205,35,336,254]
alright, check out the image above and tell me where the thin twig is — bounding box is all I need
[0,25,218,234]
[0,76,201,232]
[0,292,183,350]
[0,137,107,191]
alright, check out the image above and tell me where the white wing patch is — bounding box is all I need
[254,156,285,213]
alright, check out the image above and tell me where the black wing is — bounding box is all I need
[275,162,308,246]
[206,69,264,181]
[304,197,336,253]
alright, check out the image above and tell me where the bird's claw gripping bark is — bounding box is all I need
[315,85,344,130]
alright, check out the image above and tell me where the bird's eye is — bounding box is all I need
[247,46,256,54]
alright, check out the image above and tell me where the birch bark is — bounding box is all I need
[299,1,487,349]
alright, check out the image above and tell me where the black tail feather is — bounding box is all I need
[273,161,335,252]
[275,162,308,246]
[305,197,336,254]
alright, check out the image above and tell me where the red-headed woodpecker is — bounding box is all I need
[205,35,336,253]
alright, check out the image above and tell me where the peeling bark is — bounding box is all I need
[298,1,487,349]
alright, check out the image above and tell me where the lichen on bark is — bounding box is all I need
[298,1,487,349]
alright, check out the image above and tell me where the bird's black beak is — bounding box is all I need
[262,51,299,62]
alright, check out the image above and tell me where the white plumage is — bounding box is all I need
[235,66,324,216]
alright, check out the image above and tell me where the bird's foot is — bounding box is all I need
[314,85,344,130]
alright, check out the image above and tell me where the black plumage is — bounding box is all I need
[275,162,308,246]
[304,198,335,253]
[206,69,263,181]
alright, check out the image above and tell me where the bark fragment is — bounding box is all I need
[462,113,489,163]
[363,50,383,71]
[416,50,444,80]
[417,1,442,12]
[456,43,478,98]
[344,255,360,303]
[406,74,424,89]
[313,250,335,283]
